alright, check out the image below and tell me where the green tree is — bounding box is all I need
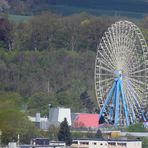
[80,90,95,113]
[48,125,59,140]
[28,12,62,51]
[142,137,148,148]
[0,109,39,144]
[0,92,39,144]
[95,129,103,138]
[127,123,146,132]
[28,92,58,116]
[0,17,14,51]
[58,118,72,145]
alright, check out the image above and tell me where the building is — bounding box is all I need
[29,109,102,130]
[28,107,72,130]
[49,107,71,126]
[28,113,49,130]
[71,138,142,148]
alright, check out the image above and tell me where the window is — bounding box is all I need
[80,142,89,145]
[72,141,78,144]
[108,142,116,146]
[117,143,127,146]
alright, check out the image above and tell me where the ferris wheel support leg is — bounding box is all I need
[98,81,116,122]
[119,80,130,127]
[114,80,120,126]
[108,90,116,122]
[141,112,146,122]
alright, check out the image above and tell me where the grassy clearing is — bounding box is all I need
[45,5,146,19]
[8,14,31,22]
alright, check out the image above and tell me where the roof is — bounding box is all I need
[72,113,99,128]
[72,138,142,142]
[28,116,48,122]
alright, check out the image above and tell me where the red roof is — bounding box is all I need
[72,113,99,128]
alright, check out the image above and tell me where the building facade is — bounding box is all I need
[71,138,142,148]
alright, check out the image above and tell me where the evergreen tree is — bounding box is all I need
[95,129,103,138]
[58,118,72,145]
[80,90,94,113]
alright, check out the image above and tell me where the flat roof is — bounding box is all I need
[72,138,142,142]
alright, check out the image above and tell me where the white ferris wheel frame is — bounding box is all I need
[95,20,148,126]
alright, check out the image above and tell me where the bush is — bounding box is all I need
[127,123,146,132]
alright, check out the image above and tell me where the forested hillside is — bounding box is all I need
[0,12,148,116]
[0,12,114,115]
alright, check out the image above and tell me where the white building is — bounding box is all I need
[28,113,49,130]
[49,107,71,126]
[28,107,72,130]
[71,138,142,148]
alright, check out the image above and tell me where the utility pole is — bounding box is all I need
[0,130,2,147]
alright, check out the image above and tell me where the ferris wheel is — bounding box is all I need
[95,20,148,127]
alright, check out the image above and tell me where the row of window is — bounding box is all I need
[108,142,126,146]
[73,141,127,146]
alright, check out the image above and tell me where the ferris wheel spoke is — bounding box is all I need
[99,44,116,68]
[96,73,114,76]
[96,85,113,98]
[97,48,116,70]
[96,80,113,89]
[127,79,146,92]
[128,80,145,96]
[129,68,146,75]
[127,87,144,119]
[96,65,114,74]
[108,26,118,52]
[126,90,139,119]
[122,27,132,47]
[108,30,117,64]
[130,75,146,79]
[96,78,113,84]
[125,93,136,123]
[112,24,119,51]
[127,80,144,105]
[107,28,118,56]
[102,35,117,65]
[102,36,113,57]
[127,85,142,111]
[96,57,116,72]
[128,60,145,74]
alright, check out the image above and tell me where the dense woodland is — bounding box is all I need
[0,12,120,115]
[0,0,148,145]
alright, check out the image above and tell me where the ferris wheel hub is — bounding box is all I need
[114,70,122,79]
